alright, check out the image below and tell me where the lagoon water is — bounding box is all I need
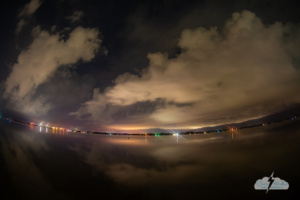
[1,119,300,199]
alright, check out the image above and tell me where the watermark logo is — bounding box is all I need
[254,172,289,193]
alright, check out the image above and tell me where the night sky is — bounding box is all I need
[1,0,300,132]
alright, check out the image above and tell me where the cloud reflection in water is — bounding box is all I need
[0,120,300,199]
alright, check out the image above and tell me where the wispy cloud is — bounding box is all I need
[16,0,41,34]
[66,11,84,23]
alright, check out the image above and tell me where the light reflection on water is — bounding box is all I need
[22,121,234,145]
[0,120,300,199]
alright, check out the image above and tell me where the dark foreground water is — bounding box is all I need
[0,119,300,200]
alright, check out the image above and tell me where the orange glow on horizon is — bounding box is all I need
[106,124,205,133]
[106,125,153,132]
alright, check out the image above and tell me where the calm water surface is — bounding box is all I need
[1,119,300,199]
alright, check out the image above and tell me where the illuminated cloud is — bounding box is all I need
[4,26,102,116]
[16,0,41,34]
[66,11,84,23]
[72,10,300,130]
[18,0,41,17]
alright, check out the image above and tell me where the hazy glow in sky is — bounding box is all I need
[1,0,300,131]
[71,10,300,130]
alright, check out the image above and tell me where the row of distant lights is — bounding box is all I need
[1,116,181,136]
[0,116,87,134]
[38,122,72,133]
[1,115,298,136]
[2,116,180,136]
[35,122,87,134]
